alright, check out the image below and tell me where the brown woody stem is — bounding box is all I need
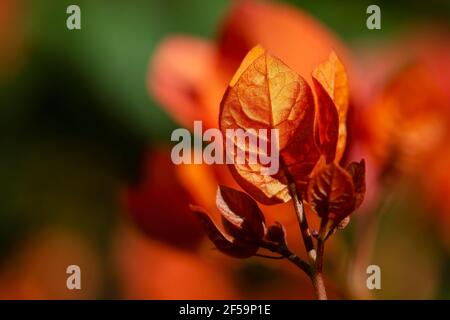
[316,218,328,271]
[287,182,328,300]
[311,272,327,300]
[288,183,316,263]
[260,240,313,277]
[314,218,328,300]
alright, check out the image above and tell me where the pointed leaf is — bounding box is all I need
[190,205,258,258]
[219,45,320,204]
[312,77,339,162]
[307,162,355,222]
[346,159,366,209]
[216,185,265,241]
[312,52,349,162]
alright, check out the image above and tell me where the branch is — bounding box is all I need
[310,217,328,300]
[254,253,285,260]
[287,182,328,300]
[316,218,328,273]
[259,240,312,277]
[288,183,317,263]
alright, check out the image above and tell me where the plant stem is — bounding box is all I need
[287,182,328,300]
[316,218,328,271]
[260,240,312,277]
[288,183,316,263]
[311,272,327,300]
[314,218,328,300]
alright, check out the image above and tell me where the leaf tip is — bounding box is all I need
[229,44,266,87]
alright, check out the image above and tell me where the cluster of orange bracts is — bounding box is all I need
[189,46,365,259]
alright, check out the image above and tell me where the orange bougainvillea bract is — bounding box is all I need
[191,45,366,300]
[219,46,357,206]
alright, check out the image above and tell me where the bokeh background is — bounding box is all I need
[1,0,450,299]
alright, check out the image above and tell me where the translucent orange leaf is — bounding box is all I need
[219,45,320,204]
[190,205,258,258]
[312,52,349,162]
[312,77,339,162]
[307,162,355,222]
[346,159,366,209]
[216,185,265,241]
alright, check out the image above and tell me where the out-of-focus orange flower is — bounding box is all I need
[352,28,450,109]
[148,0,349,131]
[114,223,238,299]
[217,0,349,82]
[364,64,450,176]
[350,28,450,254]
[0,228,101,299]
[349,29,450,181]
[149,37,218,129]
[123,148,205,250]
